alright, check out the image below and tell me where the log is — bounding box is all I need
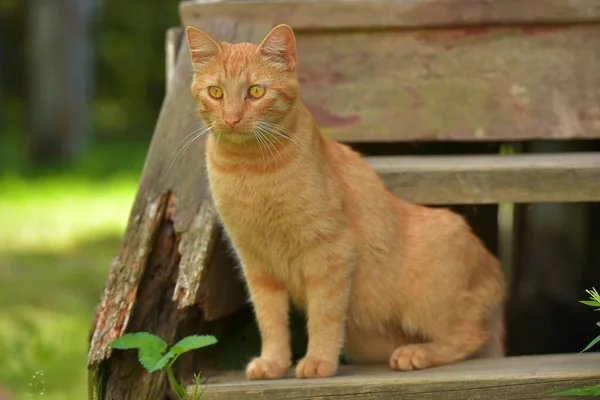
[86,18,274,400]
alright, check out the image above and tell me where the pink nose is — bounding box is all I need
[224,116,241,128]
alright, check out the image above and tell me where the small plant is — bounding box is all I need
[109,332,218,399]
[552,288,600,397]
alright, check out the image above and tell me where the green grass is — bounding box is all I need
[0,141,146,399]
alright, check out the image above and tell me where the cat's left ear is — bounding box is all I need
[258,24,297,72]
[186,26,222,66]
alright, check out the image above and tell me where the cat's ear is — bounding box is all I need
[258,24,297,72]
[186,26,222,66]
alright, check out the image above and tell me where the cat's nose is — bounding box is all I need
[224,116,242,129]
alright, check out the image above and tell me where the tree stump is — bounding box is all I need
[86,16,275,400]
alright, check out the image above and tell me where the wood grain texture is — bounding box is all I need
[191,352,600,399]
[180,1,600,142]
[88,194,168,367]
[166,27,183,93]
[369,152,600,204]
[180,0,600,30]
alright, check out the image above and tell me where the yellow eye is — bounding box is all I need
[248,84,265,99]
[208,86,223,99]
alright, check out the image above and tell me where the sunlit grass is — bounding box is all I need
[0,174,136,252]
[0,143,144,399]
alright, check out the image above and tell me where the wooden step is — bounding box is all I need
[192,353,600,399]
[368,152,600,204]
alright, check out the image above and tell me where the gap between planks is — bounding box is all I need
[368,152,600,205]
[191,353,600,399]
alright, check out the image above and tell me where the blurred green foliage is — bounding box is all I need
[93,0,179,141]
[0,143,144,399]
[0,1,182,398]
[0,0,180,171]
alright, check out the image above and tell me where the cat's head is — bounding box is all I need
[186,24,299,142]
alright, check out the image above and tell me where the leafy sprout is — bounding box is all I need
[108,332,217,399]
[552,288,600,397]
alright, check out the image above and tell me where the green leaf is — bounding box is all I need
[110,332,170,373]
[552,384,600,396]
[579,300,600,308]
[138,346,168,372]
[153,350,177,372]
[171,335,218,356]
[109,332,168,353]
[581,335,600,353]
[586,288,600,304]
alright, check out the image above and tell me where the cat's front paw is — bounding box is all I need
[246,357,290,380]
[389,344,434,371]
[295,356,337,379]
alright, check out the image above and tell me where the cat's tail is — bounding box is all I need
[476,301,505,358]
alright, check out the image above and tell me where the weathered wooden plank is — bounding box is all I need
[192,352,600,399]
[165,27,183,93]
[180,0,600,30]
[296,26,600,142]
[369,152,600,204]
[179,1,600,142]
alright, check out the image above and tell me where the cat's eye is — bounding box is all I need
[248,85,265,99]
[208,86,223,99]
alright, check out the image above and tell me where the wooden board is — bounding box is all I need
[370,152,600,204]
[180,0,600,30]
[165,27,183,93]
[191,352,600,399]
[180,0,600,142]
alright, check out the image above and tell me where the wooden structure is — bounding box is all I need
[198,353,600,399]
[87,0,600,399]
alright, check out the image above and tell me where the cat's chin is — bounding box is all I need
[212,130,254,145]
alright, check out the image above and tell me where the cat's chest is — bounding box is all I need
[208,169,304,233]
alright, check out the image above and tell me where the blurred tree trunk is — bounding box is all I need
[26,0,97,165]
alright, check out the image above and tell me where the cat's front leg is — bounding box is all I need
[243,267,292,380]
[296,253,355,379]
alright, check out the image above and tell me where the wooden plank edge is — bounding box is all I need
[166,27,184,94]
[180,0,600,31]
[190,353,600,399]
[87,193,170,367]
[367,152,600,205]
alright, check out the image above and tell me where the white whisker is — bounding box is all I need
[252,129,268,171]
[255,130,279,184]
[166,123,214,176]
[257,126,286,168]
[259,129,280,172]
[258,121,311,157]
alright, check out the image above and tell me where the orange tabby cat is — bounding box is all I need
[185,24,505,380]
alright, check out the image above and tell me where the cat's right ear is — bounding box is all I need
[186,26,222,66]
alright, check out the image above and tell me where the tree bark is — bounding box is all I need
[87,16,274,400]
